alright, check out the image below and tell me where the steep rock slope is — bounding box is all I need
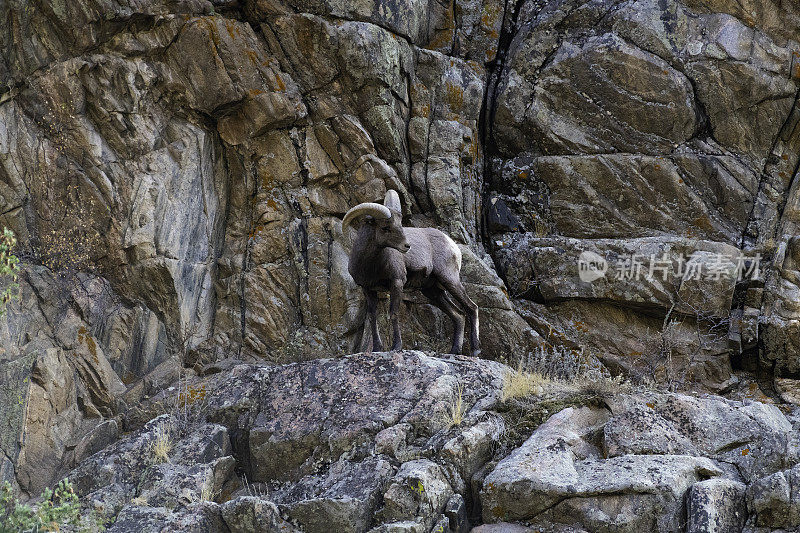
[58,351,800,532]
[1,0,800,511]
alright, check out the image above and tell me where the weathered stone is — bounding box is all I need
[272,457,395,533]
[4,1,800,530]
[108,501,225,533]
[441,420,501,483]
[495,32,699,156]
[73,419,120,465]
[481,392,795,532]
[67,416,234,518]
[776,378,800,405]
[687,478,747,533]
[497,235,741,317]
[199,351,505,482]
[382,459,454,529]
[219,496,301,533]
[746,464,800,528]
[444,493,469,533]
[470,525,538,533]
[516,299,733,390]
[603,394,795,482]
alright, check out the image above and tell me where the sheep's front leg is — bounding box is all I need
[365,289,383,352]
[390,279,403,351]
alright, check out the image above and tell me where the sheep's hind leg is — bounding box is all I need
[365,289,383,352]
[439,278,480,357]
[422,286,465,354]
[389,279,403,351]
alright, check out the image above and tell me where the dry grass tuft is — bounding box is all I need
[575,374,633,396]
[501,366,552,401]
[447,382,466,428]
[200,485,217,503]
[130,496,148,506]
[501,345,636,401]
[150,420,174,464]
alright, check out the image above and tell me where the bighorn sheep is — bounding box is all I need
[343,190,481,356]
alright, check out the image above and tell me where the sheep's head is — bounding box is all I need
[343,191,410,253]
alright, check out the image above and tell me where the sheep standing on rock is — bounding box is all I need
[342,190,481,356]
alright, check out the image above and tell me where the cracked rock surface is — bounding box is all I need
[2,0,800,531]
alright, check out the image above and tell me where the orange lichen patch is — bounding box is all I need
[646,402,655,409]
[224,18,241,41]
[196,17,221,48]
[179,384,207,406]
[260,170,276,189]
[249,88,264,97]
[692,215,714,233]
[518,170,528,179]
[245,49,259,65]
[426,27,454,51]
[295,24,319,57]
[86,336,97,357]
[783,153,790,161]
[120,370,138,386]
[741,448,750,456]
[273,73,286,92]
[572,320,589,333]
[445,82,464,111]
[467,134,479,160]
[654,163,661,171]
[77,326,98,357]
[248,225,266,239]
[481,2,502,30]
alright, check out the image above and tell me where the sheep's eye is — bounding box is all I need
[382,227,391,233]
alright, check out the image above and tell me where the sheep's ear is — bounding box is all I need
[383,190,402,212]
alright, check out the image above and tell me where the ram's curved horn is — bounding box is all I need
[383,189,402,212]
[342,202,391,232]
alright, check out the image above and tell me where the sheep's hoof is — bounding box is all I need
[391,343,402,351]
[471,349,482,357]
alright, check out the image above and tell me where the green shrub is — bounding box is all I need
[0,227,19,315]
[1,479,81,532]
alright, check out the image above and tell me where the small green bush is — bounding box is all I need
[1,479,80,532]
[0,227,19,315]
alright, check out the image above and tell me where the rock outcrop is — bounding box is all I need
[24,350,797,533]
[482,393,797,532]
[2,0,800,529]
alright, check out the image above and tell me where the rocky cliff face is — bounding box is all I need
[2,0,800,530]
[51,351,800,532]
